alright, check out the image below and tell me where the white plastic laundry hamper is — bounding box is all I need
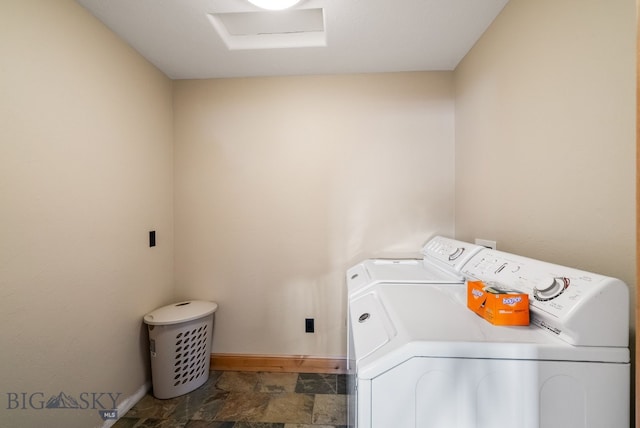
[143,300,218,399]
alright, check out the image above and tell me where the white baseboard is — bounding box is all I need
[99,381,150,428]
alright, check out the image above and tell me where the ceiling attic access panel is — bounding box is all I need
[208,8,326,50]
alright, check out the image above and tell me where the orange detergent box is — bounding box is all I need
[467,280,529,326]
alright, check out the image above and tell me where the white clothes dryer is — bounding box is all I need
[347,244,630,428]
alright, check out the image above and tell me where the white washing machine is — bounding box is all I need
[346,235,484,420]
[347,244,630,428]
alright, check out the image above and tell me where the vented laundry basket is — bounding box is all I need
[144,300,218,399]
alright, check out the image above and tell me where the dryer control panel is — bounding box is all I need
[461,249,629,347]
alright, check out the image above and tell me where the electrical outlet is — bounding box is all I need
[475,238,496,250]
[305,318,314,333]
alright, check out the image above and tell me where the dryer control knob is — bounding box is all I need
[533,277,568,301]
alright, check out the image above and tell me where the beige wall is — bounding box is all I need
[3,0,635,425]
[455,0,636,326]
[0,1,174,426]
[173,73,455,356]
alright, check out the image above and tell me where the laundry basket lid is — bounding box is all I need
[143,300,218,325]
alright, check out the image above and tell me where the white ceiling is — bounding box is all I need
[76,0,510,80]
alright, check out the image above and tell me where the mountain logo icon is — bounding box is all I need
[45,392,80,409]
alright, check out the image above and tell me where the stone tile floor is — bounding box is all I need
[113,371,349,428]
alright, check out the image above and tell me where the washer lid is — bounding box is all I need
[144,300,218,325]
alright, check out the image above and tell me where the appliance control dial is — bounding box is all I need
[448,247,465,261]
[533,277,569,301]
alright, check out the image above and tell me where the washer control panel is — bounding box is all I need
[421,236,483,271]
[461,248,628,347]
